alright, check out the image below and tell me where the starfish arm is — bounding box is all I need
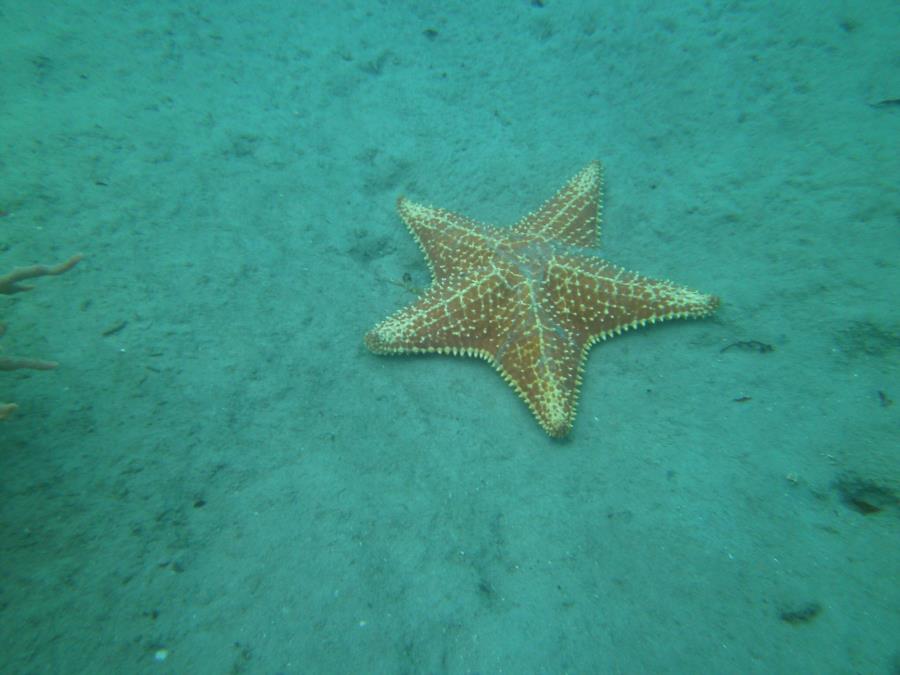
[513,162,603,248]
[396,198,499,283]
[364,271,517,356]
[544,255,719,342]
[495,326,584,437]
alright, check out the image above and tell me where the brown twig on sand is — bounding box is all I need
[0,254,83,295]
[1,254,82,418]
[0,356,59,371]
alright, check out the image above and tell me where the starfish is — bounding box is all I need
[365,162,718,437]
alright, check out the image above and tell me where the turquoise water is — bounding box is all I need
[1,1,897,673]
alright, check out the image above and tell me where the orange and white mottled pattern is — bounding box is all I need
[365,162,719,437]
